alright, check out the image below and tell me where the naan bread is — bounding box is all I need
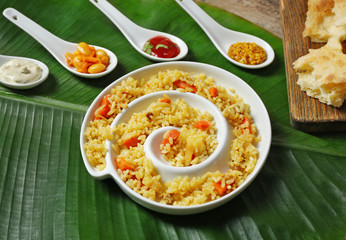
[293,39,346,107]
[294,0,346,107]
[303,0,346,42]
[334,0,346,31]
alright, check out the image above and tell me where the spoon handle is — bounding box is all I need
[3,8,74,61]
[175,0,226,40]
[89,0,144,47]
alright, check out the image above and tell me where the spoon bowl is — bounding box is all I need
[3,8,118,78]
[89,0,188,62]
[0,54,49,89]
[175,0,274,69]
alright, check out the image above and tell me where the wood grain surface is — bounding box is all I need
[197,0,282,38]
[280,0,346,132]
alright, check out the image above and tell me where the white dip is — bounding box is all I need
[0,59,42,84]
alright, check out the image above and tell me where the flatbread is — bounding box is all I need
[303,0,346,42]
[294,0,346,107]
[293,38,346,107]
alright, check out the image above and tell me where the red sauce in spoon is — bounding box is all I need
[143,35,180,58]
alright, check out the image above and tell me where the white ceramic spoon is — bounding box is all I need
[0,54,49,89]
[89,0,188,62]
[3,8,118,78]
[175,0,275,69]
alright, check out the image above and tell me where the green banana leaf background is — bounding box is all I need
[0,0,345,239]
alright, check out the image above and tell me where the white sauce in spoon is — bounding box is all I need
[0,59,42,84]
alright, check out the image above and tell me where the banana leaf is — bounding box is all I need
[0,0,345,239]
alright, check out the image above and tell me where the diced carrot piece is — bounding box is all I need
[241,116,252,134]
[96,105,110,120]
[173,80,197,93]
[161,129,180,146]
[193,120,210,131]
[213,180,227,195]
[209,87,218,97]
[100,94,112,106]
[123,136,140,148]
[159,98,171,103]
[95,94,112,120]
[116,157,134,171]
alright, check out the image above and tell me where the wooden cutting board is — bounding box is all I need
[280,0,346,132]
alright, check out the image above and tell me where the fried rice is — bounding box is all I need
[83,70,260,206]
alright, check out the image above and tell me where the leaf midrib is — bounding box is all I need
[0,93,88,113]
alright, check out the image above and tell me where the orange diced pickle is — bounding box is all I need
[100,56,109,66]
[89,46,96,57]
[96,49,108,58]
[88,63,106,74]
[84,56,100,64]
[77,42,91,56]
[96,49,109,65]
[72,55,84,69]
[65,42,110,74]
[65,52,74,67]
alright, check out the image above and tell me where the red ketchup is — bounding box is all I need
[143,35,180,58]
